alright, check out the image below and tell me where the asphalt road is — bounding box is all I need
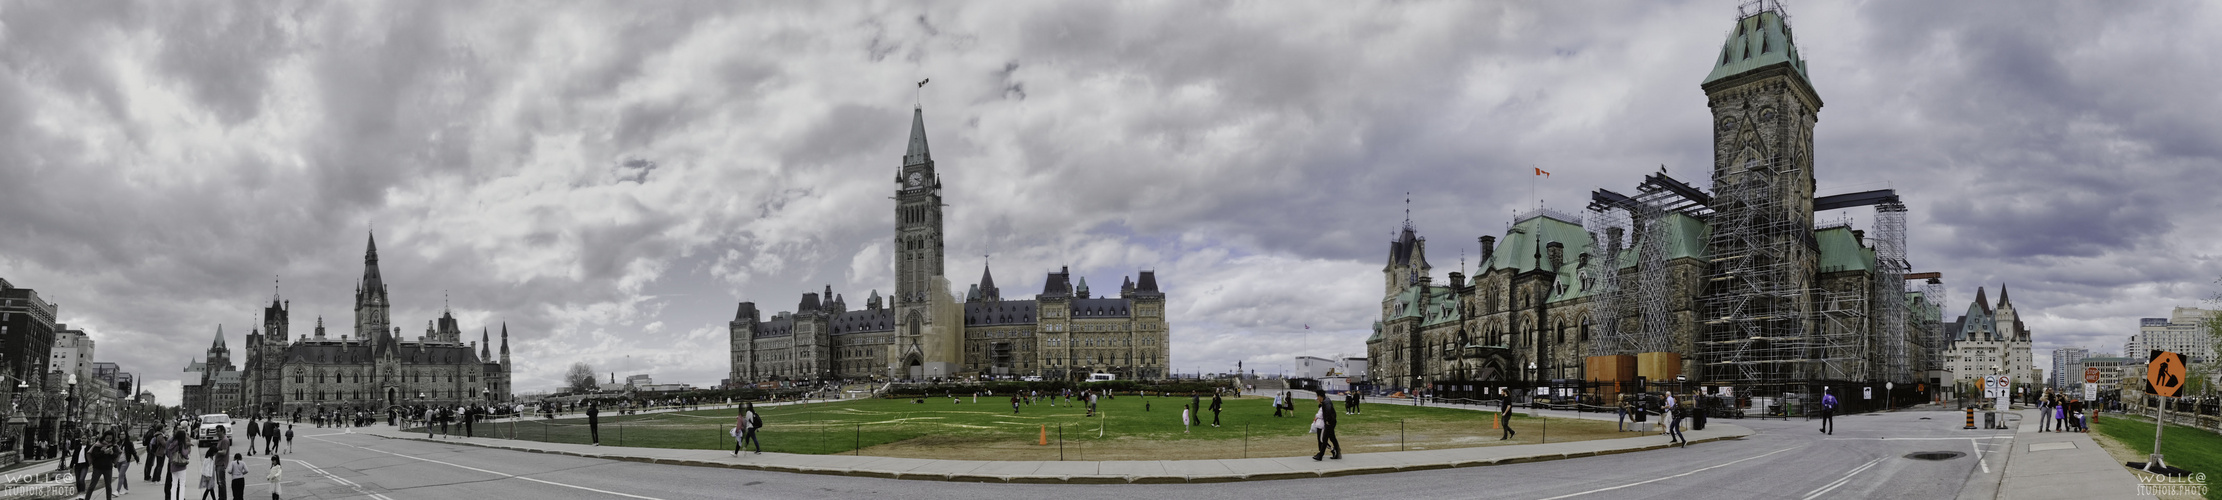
[189,407,2006,499]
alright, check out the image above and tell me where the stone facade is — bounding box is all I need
[729,106,1172,383]
[189,233,514,417]
[1367,6,1923,395]
[1942,286,2037,392]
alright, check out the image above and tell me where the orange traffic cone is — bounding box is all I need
[1039,424,1049,445]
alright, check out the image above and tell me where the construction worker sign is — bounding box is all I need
[2147,350,2187,398]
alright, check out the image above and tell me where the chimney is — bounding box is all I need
[1448,271,1465,288]
[1546,242,1565,271]
[1479,236,1497,269]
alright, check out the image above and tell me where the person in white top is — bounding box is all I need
[1181,405,1192,433]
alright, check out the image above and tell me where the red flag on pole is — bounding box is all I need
[1534,167,1551,177]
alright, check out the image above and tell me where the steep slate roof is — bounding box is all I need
[1814,226,1877,274]
[755,317,795,338]
[905,107,932,166]
[832,309,894,335]
[1420,286,1461,327]
[965,300,1039,326]
[1069,298,1131,318]
[1703,9,1810,87]
[1386,225,1431,271]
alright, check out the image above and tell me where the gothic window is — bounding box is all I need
[1581,319,1592,341]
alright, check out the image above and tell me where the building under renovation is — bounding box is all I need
[1368,2,1945,406]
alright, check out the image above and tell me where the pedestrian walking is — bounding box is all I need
[144,429,165,483]
[2038,391,2054,432]
[265,456,283,500]
[588,403,602,446]
[1012,394,1021,414]
[115,433,135,496]
[245,417,260,457]
[168,430,192,500]
[1312,396,1341,460]
[283,425,294,454]
[69,437,89,494]
[213,429,233,500]
[1498,389,1516,441]
[226,453,248,500]
[1190,392,1202,426]
[1271,392,1284,417]
[86,435,117,500]
[1617,397,1629,431]
[1181,405,1192,434]
[1818,389,1838,435]
[741,404,763,454]
[1209,394,1223,427]
[265,420,280,455]
[198,452,218,500]
[1667,393,1688,447]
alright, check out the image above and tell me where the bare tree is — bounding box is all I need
[565,362,599,394]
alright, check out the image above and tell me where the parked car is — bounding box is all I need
[195,413,232,447]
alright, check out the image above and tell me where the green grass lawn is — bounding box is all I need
[438,395,1620,460]
[2092,414,2222,500]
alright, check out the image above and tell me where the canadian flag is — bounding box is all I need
[1534,167,1551,177]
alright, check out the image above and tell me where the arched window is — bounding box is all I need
[1581,318,1592,341]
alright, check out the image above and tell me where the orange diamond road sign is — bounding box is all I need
[2146,350,2187,398]
[2085,367,2101,384]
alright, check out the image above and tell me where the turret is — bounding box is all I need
[499,322,512,369]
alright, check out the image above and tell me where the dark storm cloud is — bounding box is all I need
[3,1,2218,401]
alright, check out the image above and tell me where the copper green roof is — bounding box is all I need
[1702,10,1810,87]
[1485,211,1590,274]
[1815,226,1876,274]
[1614,212,1710,271]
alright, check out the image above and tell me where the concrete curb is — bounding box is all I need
[361,425,1752,484]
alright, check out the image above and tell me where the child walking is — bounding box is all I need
[1181,405,1192,434]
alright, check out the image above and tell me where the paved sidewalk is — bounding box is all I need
[1983,409,2148,500]
[359,420,1752,483]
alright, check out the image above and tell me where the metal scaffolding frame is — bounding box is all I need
[1697,155,1825,387]
[1589,172,1713,357]
[1873,202,1911,383]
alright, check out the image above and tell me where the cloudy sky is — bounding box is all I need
[3,1,2218,405]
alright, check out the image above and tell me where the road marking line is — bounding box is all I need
[1536,446,1801,500]
[1801,456,1885,500]
[311,436,667,500]
[1820,436,2013,441]
[1973,438,1989,473]
[298,459,396,500]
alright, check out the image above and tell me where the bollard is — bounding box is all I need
[1964,407,1976,430]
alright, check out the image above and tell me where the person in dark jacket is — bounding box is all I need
[1189,393,1202,426]
[144,428,165,482]
[114,433,136,496]
[1499,389,1517,441]
[245,417,260,457]
[86,434,118,500]
[1312,396,1340,461]
[263,420,280,455]
[1209,394,1223,427]
[587,403,601,446]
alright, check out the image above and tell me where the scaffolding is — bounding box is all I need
[1585,208,1633,358]
[1697,154,1826,388]
[1873,202,1911,383]
[1588,172,1713,357]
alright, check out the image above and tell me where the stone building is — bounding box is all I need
[1368,4,1928,398]
[189,232,514,417]
[729,106,1173,383]
[1942,286,2037,392]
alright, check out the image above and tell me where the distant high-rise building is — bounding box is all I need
[2131,307,2216,363]
[2050,347,2088,390]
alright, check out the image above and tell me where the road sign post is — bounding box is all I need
[2145,350,2188,472]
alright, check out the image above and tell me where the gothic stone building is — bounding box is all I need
[189,232,514,417]
[1368,6,1925,397]
[729,106,1172,383]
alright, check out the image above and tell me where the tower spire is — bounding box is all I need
[904,104,932,166]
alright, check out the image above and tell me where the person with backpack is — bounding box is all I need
[740,403,763,454]
[1664,392,1686,446]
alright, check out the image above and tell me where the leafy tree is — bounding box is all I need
[564,362,599,394]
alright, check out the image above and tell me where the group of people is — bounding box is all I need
[2039,390,2091,433]
[1612,390,1729,447]
[50,420,290,500]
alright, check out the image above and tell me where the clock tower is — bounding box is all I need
[893,105,949,378]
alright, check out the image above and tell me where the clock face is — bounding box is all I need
[907,172,922,187]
